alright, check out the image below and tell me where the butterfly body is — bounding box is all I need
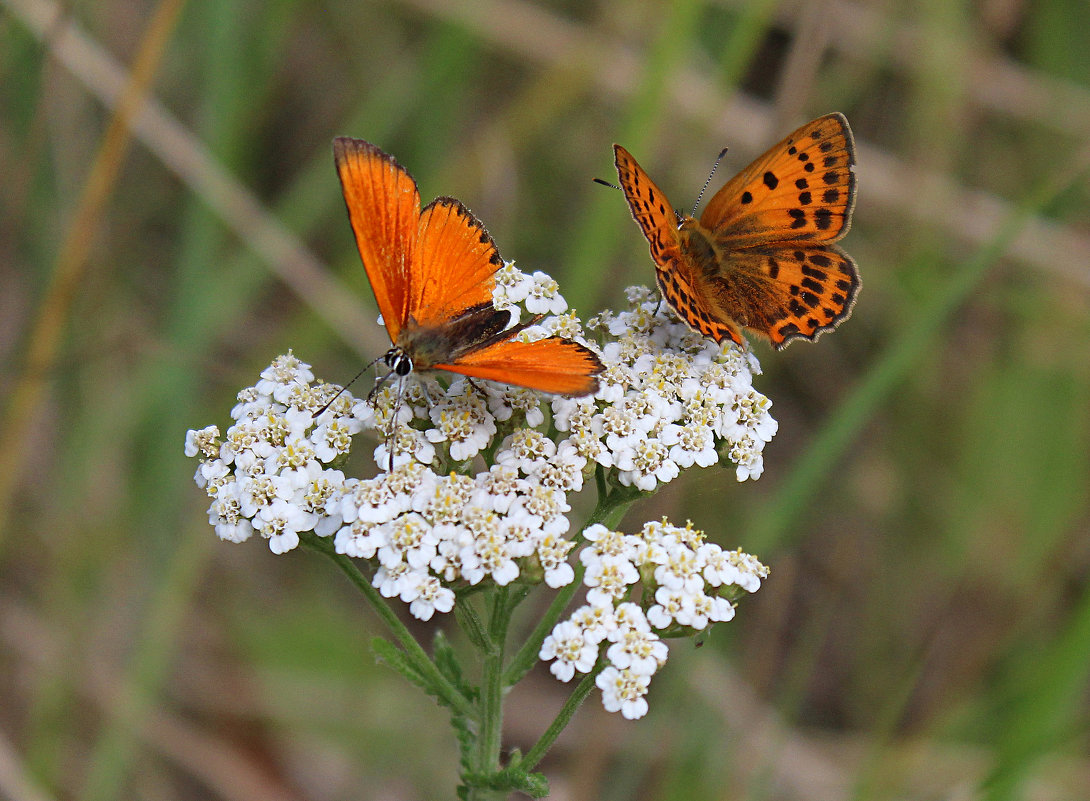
[334,137,602,396]
[614,113,860,349]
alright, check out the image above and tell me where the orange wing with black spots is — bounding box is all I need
[614,144,741,345]
[614,114,860,350]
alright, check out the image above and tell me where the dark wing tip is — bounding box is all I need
[332,136,407,174]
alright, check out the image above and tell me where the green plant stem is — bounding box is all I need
[522,663,605,772]
[300,533,475,719]
[475,588,511,785]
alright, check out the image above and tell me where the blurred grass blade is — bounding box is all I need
[0,0,186,541]
[981,587,1090,799]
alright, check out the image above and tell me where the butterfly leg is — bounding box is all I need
[416,378,438,407]
[383,375,410,472]
[367,373,388,403]
[464,376,488,397]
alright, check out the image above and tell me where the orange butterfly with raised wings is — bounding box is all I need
[334,137,602,396]
[613,113,860,349]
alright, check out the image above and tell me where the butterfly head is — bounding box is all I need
[384,348,414,377]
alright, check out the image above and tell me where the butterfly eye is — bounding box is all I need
[384,349,414,377]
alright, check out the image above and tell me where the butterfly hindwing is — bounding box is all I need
[438,337,603,396]
[693,244,860,349]
[396,302,511,370]
[700,113,856,250]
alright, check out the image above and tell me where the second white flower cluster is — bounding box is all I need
[540,521,767,719]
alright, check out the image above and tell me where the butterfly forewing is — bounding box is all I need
[655,254,745,346]
[613,145,684,267]
[700,113,856,250]
[333,137,420,344]
[413,198,503,329]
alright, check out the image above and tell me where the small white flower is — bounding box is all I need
[335,518,382,559]
[662,420,718,469]
[569,604,616,644]
[408,575,456,621]
[379,513,438,571]
[647,586,687,630]
[720,548,770,593]
[373,561,413,599]
[540,621,598,682]
[475,464,525,513]
[207,481,253,543]
[584,556,639,607]
[375,426,436,470]
[256,351,315,404]
[533,441,587,492]
[486,386,546,427]
[536,533,576,588]
[461,513,520,586]
[653,540,703,595]
[524,270,569,315]
[581,524,633,562]
[492,262,532,308]
[615,435,679,492]
[596,666,650,720]
[606,611,667,677]
[196,458,229,492]
[256,497,316,554]
[237,473,290,518]
[312,416,362,462]
[425,391,496,462]
[185,425,221,459]
[231,386,269,420]
[542,312,589,341]
[496,429,556,475]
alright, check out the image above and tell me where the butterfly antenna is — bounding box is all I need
[691,146,729,217]
[312,353,385,419]
[593,177,620,190]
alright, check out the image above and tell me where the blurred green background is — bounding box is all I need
[3,0,1090,798]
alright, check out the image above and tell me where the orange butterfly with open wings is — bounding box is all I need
[613,113,860,349]
[334,137,602,395]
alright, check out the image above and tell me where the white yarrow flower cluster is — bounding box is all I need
[540,521,768,719]
[553,285,778,487]
[185,351,360,554]
[185,263,775,719]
